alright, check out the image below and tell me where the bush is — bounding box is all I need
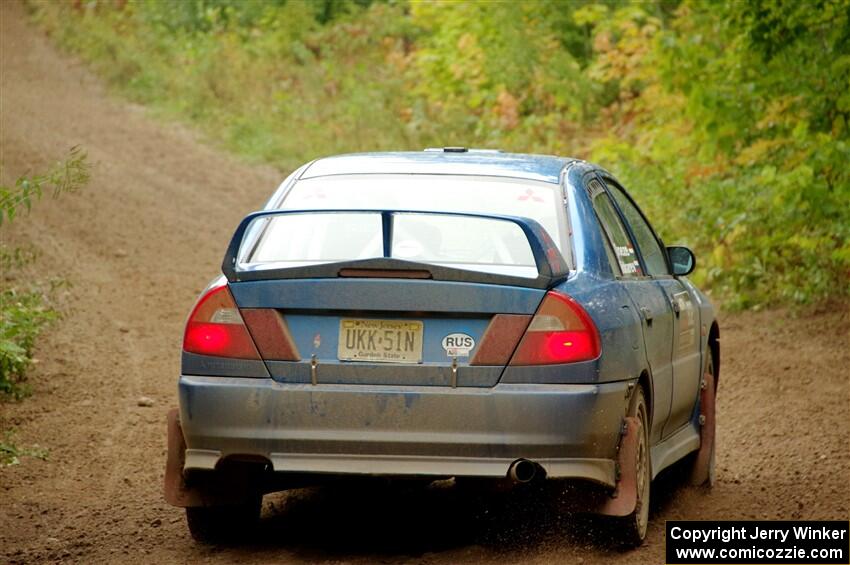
[0,289,58,399]
[581,1,850,307]
[0,148,90,398]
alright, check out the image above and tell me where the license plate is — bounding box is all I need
[338,319,423,364]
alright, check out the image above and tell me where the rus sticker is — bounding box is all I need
[441,333,475,357]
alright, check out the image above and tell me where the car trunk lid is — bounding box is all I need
[230,278,540,386]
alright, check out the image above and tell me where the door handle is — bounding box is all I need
[640,306,653,324]
[671,299,681,316]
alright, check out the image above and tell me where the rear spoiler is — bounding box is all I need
[221,209,570,290]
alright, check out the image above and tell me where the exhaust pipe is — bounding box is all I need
[508,459,537,483]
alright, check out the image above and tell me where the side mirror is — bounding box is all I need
[667,246,695,276]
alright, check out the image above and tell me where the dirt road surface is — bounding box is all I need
[1,2,848,563]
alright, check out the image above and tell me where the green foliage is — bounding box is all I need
[0,289,60,399]
[0,245,39,273]
[33,0,415,169]
[1,149,89,399]
[28,0,850,308]
[0,146,90,225]
[408,1,593,151]
[583,0,850,307]
[1,430,48,467]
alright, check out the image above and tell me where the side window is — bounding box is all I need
[588,179,642,276]
[605,180,670,276]
[599,223,622,276]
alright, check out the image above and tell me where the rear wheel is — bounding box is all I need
[186,496,262,544]
[617,386,650,547]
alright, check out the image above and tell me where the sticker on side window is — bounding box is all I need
[615,245,639,274]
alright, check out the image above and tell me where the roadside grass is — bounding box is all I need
[0,147,90,462]
[0,287,59,400]
[1,430,48,467]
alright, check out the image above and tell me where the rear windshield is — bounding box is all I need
[280,174,565,250]
[239,174,567,278]
[239,211,539,278]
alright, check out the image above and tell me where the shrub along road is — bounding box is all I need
[1,3,847,563]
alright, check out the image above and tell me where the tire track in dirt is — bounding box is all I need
[2,2,848,563]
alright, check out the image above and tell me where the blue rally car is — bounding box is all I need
[164,149,719,546]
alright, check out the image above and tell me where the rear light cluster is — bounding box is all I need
[508,291,601,365]
[183,282,261,360]
[183,281,301,361]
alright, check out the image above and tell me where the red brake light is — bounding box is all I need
[509,291,601,365]
[183,282,260,360]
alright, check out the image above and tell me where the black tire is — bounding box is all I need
[617,386,651,547]
[185,496,262,544]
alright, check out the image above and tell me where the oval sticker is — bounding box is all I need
[441,333,475,357]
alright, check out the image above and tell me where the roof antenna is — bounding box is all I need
[424,147,468,153]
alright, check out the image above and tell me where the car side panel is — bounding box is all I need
[655,277,703,436]
[617,279,674,443]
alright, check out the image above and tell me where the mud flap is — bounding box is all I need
[690,369,716,485]
[164,408,205,507]
[164,408,268,507]
[597,416,641,517]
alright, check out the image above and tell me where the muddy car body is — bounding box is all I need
[165,149,719,545]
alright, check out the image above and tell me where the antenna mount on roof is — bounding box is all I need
[424,147,468,153]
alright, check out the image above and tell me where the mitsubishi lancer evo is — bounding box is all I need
[164,149,719,546]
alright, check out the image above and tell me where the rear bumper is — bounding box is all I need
[178,375,632,487]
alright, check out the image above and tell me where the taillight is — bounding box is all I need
[183,282,260,359]
[509,291,601,365]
